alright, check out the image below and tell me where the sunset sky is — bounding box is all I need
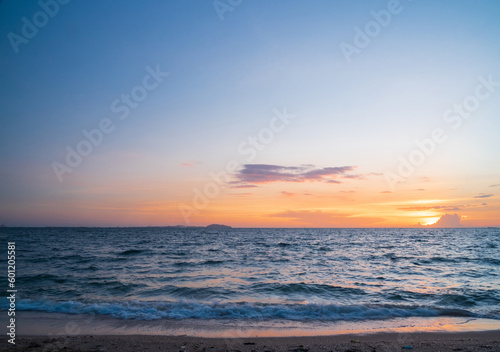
[1,0,499,227]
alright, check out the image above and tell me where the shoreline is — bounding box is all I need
[11,331,500,352]
[5,312,500,351]
[10,312,500,337]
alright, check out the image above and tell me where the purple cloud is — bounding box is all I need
[235,164,356,185]
[229,184,258,189]
[474,194,493,198]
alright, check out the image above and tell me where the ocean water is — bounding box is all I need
[1,227,499,325]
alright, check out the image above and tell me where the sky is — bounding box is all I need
[0,0,499,227]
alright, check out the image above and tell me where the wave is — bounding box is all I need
[5,299,490,321]
[203,260,225,265]
[118,249,145,256]
[249,283,367,296]
[20,273,68,284]
[173,259,227,267]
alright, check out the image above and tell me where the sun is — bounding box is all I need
[421,217,440,226]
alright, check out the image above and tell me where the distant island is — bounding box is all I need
[163,224,232,229]
[205,224,232,230]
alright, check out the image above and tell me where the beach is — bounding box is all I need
[5,312,500,351]
[10,331,500,352]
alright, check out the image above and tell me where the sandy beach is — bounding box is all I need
[7,331,499,352]
[3,312,498,351]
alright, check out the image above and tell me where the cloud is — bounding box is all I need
[380,191,392,194]
[421,213,462,227]
[281,191,295,197]
[474,193,493,198]
[234,164,356,185]
[399,205,462,211]
[229,184,258,189]
[489,184,500,187]
[341,174,362,179]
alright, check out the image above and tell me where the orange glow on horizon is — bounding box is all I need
[5,169,498,227]
[420,217,440,226]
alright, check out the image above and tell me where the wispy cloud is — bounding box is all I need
[474,193,494,198]
[229,184,258,189]
[341,174,362,179]
[234,164,356,185]
[270,209,384,227]
[281,191,295,197]
[488,184,500,188]
[181,161,202,167]
[399,205,462,211]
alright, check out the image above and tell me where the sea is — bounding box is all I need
[1,227,499,335]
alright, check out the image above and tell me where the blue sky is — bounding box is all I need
[0,0,499,226]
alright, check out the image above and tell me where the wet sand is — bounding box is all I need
[8,330,500,352]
